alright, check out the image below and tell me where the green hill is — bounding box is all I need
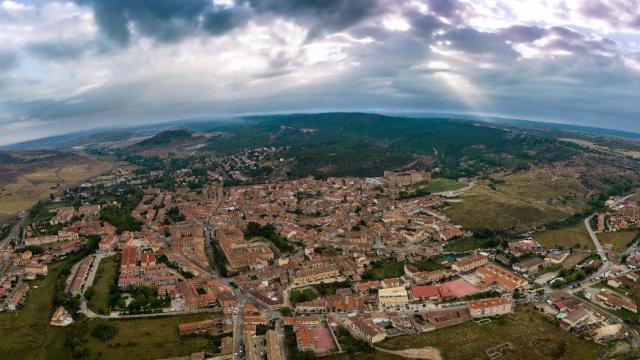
[136,129,193,146]
[204,113,578,178]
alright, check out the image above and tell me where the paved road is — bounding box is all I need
[562,211,640,347]
[0,211,27,250]
[78,252,108,317]
[434,180,476,197]
[561,215,612,292]
[233,300,245,360]
[80,303,222,319]
[584,214,610,267]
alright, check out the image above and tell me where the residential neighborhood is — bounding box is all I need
[2,157,640,360]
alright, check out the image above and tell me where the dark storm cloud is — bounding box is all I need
[202,8,246,36]
[245,0,385,39]
[440,28,519,58]
[75,0,384,46]
[499,25,546,43]
[426,0,467,24]
[405,10,446,38]
[74,0,247,46]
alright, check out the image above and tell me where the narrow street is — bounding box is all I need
[233,300,245,360]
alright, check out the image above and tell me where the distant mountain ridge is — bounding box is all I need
[134,129,193,146]
[2,112,639,152]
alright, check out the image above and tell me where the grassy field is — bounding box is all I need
[0,262,68,360]
[410,178,465,193]
[0,258,215,360]
[0,155,113,218]
[377,307,603,360]
[87,255,119,315]
[562,252,590,270]
[362,259,405,280]
[290,288,318,305]
[444,168,588,230]
[81,313,214,360]
[444,237,499,252]
[598,231,638,252]
[534,224,594,250]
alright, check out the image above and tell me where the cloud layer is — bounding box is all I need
[0,0,640,145]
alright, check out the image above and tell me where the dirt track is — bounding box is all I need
[375,346,442,360]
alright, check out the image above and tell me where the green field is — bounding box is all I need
[290,288,318,305]
[598,231,638,252]
[444,169,588,231]
[80,313,214,360]
[87,255,119,315]
[410,178,465,193]
[362,259,405,280]
[377,307,603,360]
[535,224,594,250]
[0,258,216,360]
[0,261,73,360]
[413,257,449,271]
[444,237,501,252]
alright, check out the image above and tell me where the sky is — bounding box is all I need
[0,0,640,146]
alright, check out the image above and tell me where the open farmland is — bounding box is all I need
[0,152,113,219]
[376,307,603,360]
[444,167,589,230]
[535,224,594,250]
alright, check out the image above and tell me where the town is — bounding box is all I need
[2,154,640,360]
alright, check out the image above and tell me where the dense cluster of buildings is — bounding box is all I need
[6,151,640,360]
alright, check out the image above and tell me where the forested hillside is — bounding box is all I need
[203,113,578,178]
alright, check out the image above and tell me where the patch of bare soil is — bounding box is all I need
[375,346,442,360]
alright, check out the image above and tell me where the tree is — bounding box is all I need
[165,206,185,224]
[512,288,522,299]
[91,322,117,343]
[245,221,262,238]
[280,307,293,316]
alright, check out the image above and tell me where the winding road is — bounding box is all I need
[561,209,640,347]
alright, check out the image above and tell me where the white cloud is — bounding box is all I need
[1,0,640,145]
